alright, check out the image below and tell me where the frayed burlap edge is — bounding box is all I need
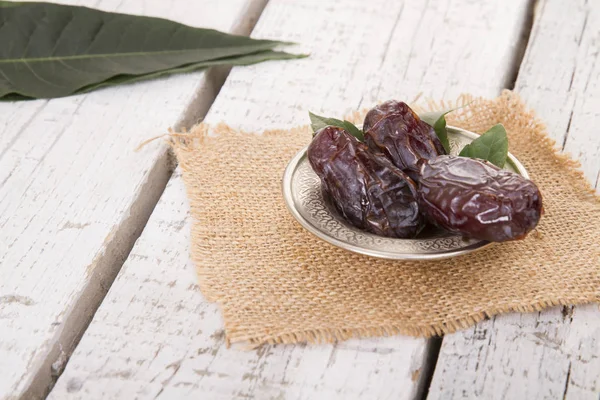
[168,90,600,346]
[215,297,593,347]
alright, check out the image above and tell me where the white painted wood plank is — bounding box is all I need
[49,1,531,399]
[0,1,267,399]
[430,306,600,399]
[49,170,432,400]
[516,0,600,190]
[429,1,600,398]
[207,0,531,132]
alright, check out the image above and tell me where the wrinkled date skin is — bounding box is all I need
[308,126,424,238]
[363,100,446,180]
[417,155,543,242]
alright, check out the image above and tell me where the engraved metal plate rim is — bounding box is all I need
[282,125,529,261]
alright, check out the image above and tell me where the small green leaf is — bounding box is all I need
[419,110,453,153]
[458,124,509,167]
[308,112,364,141]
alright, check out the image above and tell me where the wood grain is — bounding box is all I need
[429,1,600,398]
[430,305,600,399]
[49,1,531,399]
[0,0,267,398]
[516,0,600,190]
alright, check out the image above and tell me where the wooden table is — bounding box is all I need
[1,0,598,399]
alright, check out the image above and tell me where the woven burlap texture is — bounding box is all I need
[172,91,600,345]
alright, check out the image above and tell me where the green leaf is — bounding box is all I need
[0,2,22,7]
[77,50,307,94]
[0,2,304,99]
[308,112,364,141]
[419,110,453,153]
[458,124,509,167]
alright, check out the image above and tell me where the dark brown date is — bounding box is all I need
[417,155,543,242]
[363,100,446,180]
[308,126,424,238]
[362,100,411,132]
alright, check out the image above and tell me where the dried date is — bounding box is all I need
[363,100,446,180]
[308,126,424,238]
[417,156,543,242]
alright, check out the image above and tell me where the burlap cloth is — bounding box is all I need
[171,91,600,345]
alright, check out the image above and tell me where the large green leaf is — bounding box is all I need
[78,50,306,95]
[459,124,509,168]
[0,1,302,99]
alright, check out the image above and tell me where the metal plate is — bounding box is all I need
[282,126,529,260]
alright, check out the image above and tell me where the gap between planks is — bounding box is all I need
[504,0,537,90]
[15,0,271,398]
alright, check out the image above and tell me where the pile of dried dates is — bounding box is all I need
[307,100,543,242]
